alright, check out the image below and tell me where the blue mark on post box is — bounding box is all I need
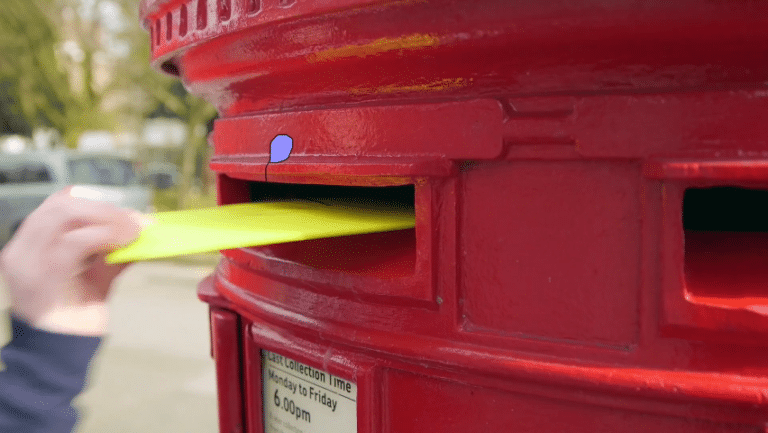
[270,135,293,163]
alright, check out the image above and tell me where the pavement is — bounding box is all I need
[0,256,223,433]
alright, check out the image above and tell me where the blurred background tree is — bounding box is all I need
[0,0,217,209]
[0,0,84,138]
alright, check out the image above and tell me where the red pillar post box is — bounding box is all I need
[140,1,768,432]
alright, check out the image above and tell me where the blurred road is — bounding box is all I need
[0,260,220,433]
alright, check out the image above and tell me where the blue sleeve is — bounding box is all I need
[0,315,102,433]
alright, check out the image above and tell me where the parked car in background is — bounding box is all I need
[0,150,152,247]
[140,161,179,190]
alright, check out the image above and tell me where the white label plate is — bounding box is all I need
[262,350,357,433]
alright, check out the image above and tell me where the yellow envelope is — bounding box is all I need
[106,201,415,264]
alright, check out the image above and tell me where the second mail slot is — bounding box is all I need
[683,186,768,309]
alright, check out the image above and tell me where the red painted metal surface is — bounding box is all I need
[201,277,246,433]
[140,0,768,431]
[210,307,245,433]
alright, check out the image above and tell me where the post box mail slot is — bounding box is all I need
[217,174,437,304]
[683,187,768,314]
[655,177,768,344]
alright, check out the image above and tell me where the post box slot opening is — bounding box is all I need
[247,182,416,278]
[683,187,768,308]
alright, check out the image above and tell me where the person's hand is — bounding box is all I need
[0,187,143,336]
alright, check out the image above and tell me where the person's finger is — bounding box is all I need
[11,193,90,250]
[33,188,131,227]
[79,260,132,302]
[26,196,141,251]
[56,196,138,229]
[57,222,141,270]
[3,188,90,257]
[4,188,144,273]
